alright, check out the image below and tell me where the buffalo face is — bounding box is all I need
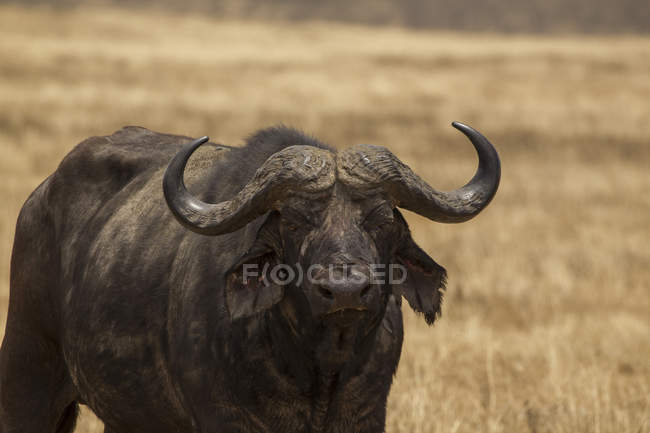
[222,184,449,367]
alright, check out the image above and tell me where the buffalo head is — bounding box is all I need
[163,122,500,367]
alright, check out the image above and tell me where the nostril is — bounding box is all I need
[318,285,334,300]
[360,284,371,299]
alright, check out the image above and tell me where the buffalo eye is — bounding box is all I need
[281,209,315,234]
[362,204,396,232]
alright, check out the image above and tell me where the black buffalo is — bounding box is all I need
[0,123,500,433]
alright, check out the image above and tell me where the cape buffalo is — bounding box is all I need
[0,122,500,433]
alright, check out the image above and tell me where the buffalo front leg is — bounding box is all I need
[0,326,79,433]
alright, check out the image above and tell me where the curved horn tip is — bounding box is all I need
[176,136,211,159]
[194,136,210,146]
[451,121,474,134]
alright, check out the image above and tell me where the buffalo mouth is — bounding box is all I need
[324,309,369,327]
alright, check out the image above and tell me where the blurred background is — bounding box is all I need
[0,1,648,432]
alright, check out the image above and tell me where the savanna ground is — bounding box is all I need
[0,5,648,432]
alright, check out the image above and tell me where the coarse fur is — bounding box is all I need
[0,125,447,433]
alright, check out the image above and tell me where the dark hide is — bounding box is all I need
[0,125,446,433]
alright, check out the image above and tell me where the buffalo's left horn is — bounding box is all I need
[337,122,500,223]
[163,137,335,235]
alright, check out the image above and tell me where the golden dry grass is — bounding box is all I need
[0,5,649,432]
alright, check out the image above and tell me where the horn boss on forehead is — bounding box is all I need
[163,140,336,235]
[337,122,501,223]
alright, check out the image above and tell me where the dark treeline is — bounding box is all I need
[4,0,650,34]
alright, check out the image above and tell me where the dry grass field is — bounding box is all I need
[1,5,649,432]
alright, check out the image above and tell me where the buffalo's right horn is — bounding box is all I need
[338,122,500,223]
[163,138,335,236]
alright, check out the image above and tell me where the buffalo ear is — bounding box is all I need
[392,214,447,325]
[224,214,284,320]
[225,247,284,320]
